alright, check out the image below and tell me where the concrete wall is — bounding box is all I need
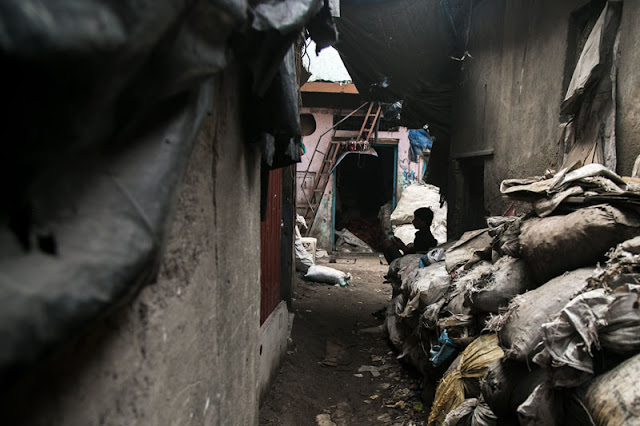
[617,1,640,175]
[298,107,422,249]
[258,301,291,403]
[14,68,262,425]
[448,0,640,234]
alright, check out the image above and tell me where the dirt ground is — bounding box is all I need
[259,255,428,426]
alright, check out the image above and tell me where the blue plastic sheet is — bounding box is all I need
[408,129,434,162]
[430,329,459,367]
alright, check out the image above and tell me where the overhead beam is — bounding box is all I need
[301,81,359,94]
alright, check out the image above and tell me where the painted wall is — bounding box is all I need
[298,107,424,249]
[396,128,426,195]
[448,0,640,236]
[11,68,262,425]
[297,109,335,249]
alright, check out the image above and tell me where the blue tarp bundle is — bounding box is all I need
[408,129,434,162]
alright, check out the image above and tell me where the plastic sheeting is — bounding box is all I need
[0,0,337,387]
[408,129,434,162]
[335,0,468,133]
[560,1,622,170]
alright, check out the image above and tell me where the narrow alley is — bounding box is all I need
[260,256,426,425]
[3,1,640,425]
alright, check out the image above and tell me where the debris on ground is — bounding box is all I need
[383,163,640,425]
[335,228,374,253]
[357,364,390,377]
[321,339,354,367]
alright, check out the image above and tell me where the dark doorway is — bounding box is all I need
[334,145,396,251]
[454,158,486,236]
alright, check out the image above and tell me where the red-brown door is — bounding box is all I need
[260,168,282,325]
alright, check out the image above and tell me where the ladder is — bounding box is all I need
[298,102,381,235]
[300,139,341,232]
[356,102,382,141]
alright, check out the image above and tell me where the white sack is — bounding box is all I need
[390,184,447,244]
[295,238,314,272]
[305,265,351,286]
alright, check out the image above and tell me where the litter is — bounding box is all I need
[419,248,446,268]
[358,365,389,377]
[321,340,352,367]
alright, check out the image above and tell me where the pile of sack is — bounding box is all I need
[384,163,640,425]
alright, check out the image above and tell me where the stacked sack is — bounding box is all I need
[384,163,640,425]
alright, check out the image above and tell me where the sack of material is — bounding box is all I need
[428,334,504,426]
[388,254,423,294]
[388,254,422,283]
[583,353,640,425]
[442,398,478,426]
[496,268,593,362]
[445,229,492,273]
[471,396,498,426]
[533,284,640,387]
[294,238,315,272]
[394,223,419,246]
[390,184,448,244]
[590,235,640,289]
[481,360,549,424]
[516,382,564,426]
[386,295,408,350]
[399,263,450,319]
[304,265,351,286]
[466,257,533,314]
[487,216,522,258]
[519,204,640,284]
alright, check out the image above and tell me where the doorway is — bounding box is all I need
[333,144,397,251]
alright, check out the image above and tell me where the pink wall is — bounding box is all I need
[297,107,425,249]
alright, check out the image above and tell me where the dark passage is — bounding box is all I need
[334,145,395,250]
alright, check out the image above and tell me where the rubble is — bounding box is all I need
[382,164,640,425]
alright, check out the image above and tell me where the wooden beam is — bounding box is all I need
[301,81,359,94]
[452,149,494,159]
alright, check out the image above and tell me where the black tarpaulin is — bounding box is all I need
[0,0,336,388]
[334,0,470,134]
